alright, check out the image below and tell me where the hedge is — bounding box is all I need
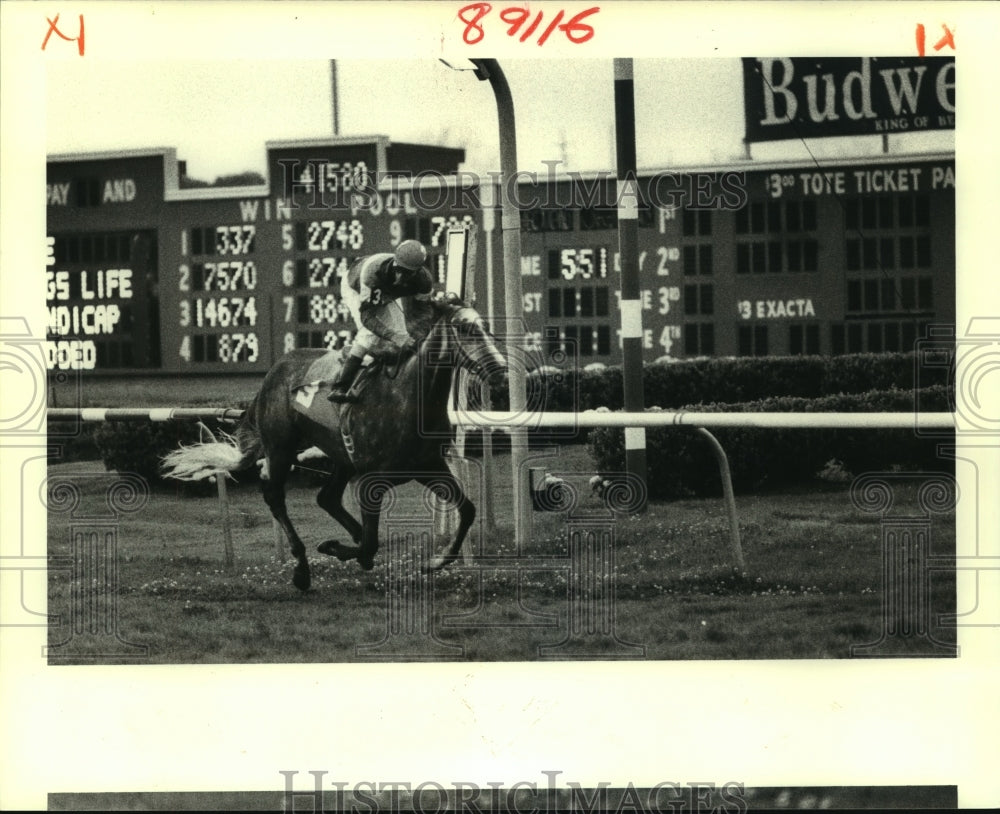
[79,352,953,488]
[93,419,223,490]
[492,351,952,413]
[587,385,953,499]
[48,421,103,464]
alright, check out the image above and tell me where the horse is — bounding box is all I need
[161,296,507,591]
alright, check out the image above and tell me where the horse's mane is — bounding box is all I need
[406,296,473,343]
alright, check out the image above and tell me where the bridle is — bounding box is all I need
[446,306,505,381]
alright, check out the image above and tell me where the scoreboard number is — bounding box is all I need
[308,293,349,324]
[656,246,680,276]
[430,214,476,247]
[559,247,609,280]
[659,325,681,354]
[658,286,680,315]
[302,219,364,251]
[179,333,260,363]
[194,296,258,329]
[200,260,258,291]
[219,332,259,363]
[215,225,256,255]
[308,257,349,287]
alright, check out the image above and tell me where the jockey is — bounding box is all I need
[328,239,434,403]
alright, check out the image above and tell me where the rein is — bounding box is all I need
[377,303,491,384]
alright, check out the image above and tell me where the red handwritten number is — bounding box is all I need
[42,13,85,56]
[458,3,491,44]
[537,10,565,46]
[933,23,956,52]
[459,4,599,46]
[499,7,533,41]
[916,22,955,57]
[561,7,599,43]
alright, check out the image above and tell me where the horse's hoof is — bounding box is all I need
[423,555,455,573]
[318,540,357,562]
[293,568,311,591]
[358,555,375,571]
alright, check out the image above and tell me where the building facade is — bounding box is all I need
[45,138,955,375]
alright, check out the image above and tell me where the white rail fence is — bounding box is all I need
[449,408,956,570]
[47,407,957,570]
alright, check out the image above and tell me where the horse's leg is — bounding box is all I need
[318,473,383,571]
[260,451,311,591]
[416,469,476,571]
[316,468,362,542]
[314,468,366,563]
[356,502,381,572]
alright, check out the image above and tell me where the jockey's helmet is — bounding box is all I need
[394,240,427,272]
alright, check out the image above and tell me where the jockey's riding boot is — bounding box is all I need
[327,355,363,403]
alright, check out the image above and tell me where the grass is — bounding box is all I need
[48,373,260,409]
[45,447,957,664]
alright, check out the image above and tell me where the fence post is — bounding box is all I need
[216,475,235,568]
[694,427,745,571]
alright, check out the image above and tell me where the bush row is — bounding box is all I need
[586,385,953,499]
[92,420,219,488]
[485,351,951,412]
[68,353,952,490]
[48,422,103,464]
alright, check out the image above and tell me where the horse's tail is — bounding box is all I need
[160,399,264,482]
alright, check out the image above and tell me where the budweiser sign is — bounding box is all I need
[742,57,955,143]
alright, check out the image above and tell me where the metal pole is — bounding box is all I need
[694,428,745,571]
[613,58,648,513]
[480,186,497,537]
[216,475,235,568]
[446,409,956,430]
[331,60,340,136]
[471,58,530,549]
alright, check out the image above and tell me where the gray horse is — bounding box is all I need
[162,297,507,591]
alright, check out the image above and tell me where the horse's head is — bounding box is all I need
[417,296,507,385]
[447,304,508,383]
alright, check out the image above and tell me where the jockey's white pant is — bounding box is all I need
[341,273,407,357]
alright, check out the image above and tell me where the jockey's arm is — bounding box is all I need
[397,268,434,297]
[358,304,410,347]
[355,263,434,348]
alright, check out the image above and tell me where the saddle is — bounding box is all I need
[291,353,395,466]
[292,355,379,414]
[291,343,416,416]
